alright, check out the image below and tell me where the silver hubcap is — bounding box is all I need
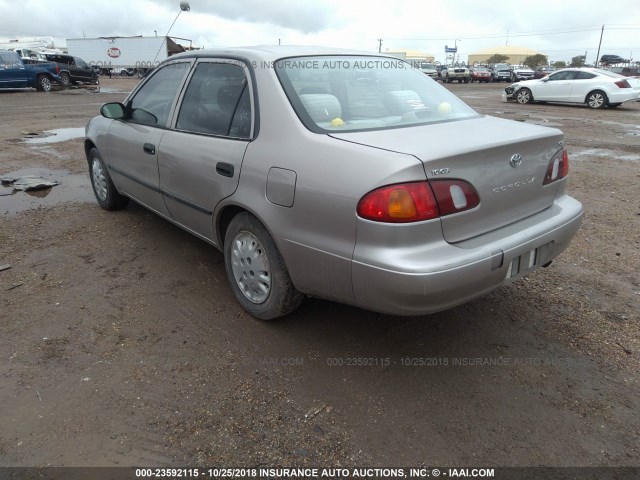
[41,77,51,91]
[231,231,271,304]
[91,158,107,202]
[589,93,604,108]
[517,90,529,104]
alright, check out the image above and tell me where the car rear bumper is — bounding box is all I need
[607,90,640,103]
[351,194,583,316]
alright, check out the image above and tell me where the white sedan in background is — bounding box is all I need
[503,68,640,109]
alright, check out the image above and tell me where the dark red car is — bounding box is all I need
[470,67,491,83]
[534,67,556,79]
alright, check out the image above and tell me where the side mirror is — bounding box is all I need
[100,102,126,119]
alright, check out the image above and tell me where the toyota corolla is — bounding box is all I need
[85,46,583,320]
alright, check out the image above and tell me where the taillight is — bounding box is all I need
[357,182,439,223]
[357,180,480,223]
[614,79,631,88]
[430,180,480,216]
[543,148,569,185]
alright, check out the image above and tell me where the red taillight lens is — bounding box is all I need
[357,182,439,223]
[430,180,480,216]
[614,79,631,88]
[357,180,480,223]
[543,148,569,185]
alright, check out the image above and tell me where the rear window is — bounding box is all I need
[596,69,625,79]
[275,55,479,133]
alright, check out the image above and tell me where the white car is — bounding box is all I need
[502,68,640,109]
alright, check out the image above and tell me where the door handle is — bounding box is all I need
[143,143,155,155]
[216,162,234,178]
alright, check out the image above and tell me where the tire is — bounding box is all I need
[59,72,71,87]
[516,88,533,104]
[586,90,607,109]
[35,74,52,92]
[224,212,303,320]
[608,103,622,108]
[88,147,129,210]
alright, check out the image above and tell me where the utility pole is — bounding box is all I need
[378,38,382,53]
[595,25,604,67]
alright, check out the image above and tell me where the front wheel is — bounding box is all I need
[59,72,71,87]
[35,74,52,92]
[88,147,129,210]
[516,88,533,104]
[586,90,607,109]
[224,213,303,320]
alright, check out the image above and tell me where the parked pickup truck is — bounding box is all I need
[0,50,61,91]
[441,65,470,83]
[43,53,99,87]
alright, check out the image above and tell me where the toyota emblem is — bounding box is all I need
[510,154,523,168]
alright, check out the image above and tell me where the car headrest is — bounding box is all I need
[384,90,425,115]
[299,94,342,123]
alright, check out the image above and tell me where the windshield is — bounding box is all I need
[275,55,479,132]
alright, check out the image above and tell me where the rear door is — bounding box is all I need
[158,59,253,240]
[106,61,191,217]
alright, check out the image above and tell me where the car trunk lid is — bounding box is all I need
[330,115,565,243]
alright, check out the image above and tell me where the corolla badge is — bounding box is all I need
[510,154,523,168]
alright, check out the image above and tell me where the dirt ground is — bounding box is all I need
[0,78,639,469]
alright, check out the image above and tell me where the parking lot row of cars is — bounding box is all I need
[0,49,100,90]
[420,63,559,84]
[0,49,142,91]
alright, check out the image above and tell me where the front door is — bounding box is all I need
[105,61,191,217]
[534,71,575,101]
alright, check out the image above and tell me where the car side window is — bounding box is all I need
[548,71,573,81]
[128,62,189,128]
[574,72,596,80]
[176,62,251,138]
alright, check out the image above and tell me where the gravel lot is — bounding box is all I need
[0,78,638,469]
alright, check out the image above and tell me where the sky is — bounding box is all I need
[0,0,639,64]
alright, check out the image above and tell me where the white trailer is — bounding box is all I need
[66,36,190,73]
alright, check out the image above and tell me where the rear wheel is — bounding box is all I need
[88,147,129,210]
[224,212,303,320]
[35,74,52,92]
[586,90,607,109]
[516,88,533,104]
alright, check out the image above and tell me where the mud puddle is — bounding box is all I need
[571,148,640,162]
[98,87,131,94]
[24,128,85,144]
[0,167,94,215]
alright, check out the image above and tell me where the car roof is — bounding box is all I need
[164,45,392,64]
